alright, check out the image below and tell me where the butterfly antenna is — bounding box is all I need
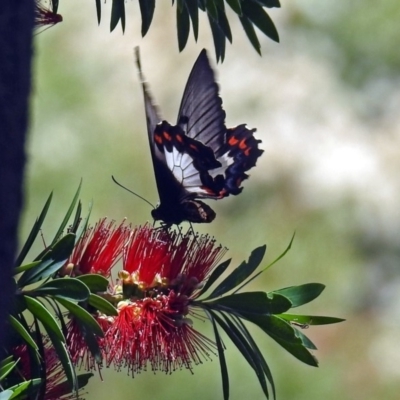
[111,175,155,209]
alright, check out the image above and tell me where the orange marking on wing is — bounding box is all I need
[239,138,248,150]
[228,136,239,146]
[154,134,163,145]
[244,148,251,156]
[176,135,183,143]
[189,144,198,151]
[163,131,172,141]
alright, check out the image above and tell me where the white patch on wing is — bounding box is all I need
[209,153,234,178]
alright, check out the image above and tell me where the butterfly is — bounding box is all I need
[135,48,263,226]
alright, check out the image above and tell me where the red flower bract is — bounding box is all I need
[62,218,131,277]
[103,225,227,374]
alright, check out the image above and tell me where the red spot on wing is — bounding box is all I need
[228,136,239,146]
[163,131,172,141]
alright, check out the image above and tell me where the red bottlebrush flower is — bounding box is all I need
[102,224,227,374]
[35,0,63,28]
[14,339,86,400]
[62,218,131,277]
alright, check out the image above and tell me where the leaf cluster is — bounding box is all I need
[97,0,281,61]
[1,183,115,399]
[193,238,344,399]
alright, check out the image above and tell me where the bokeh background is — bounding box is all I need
[26,1,400,399]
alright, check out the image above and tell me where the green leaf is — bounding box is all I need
[216,7,232,42]
[214,312,271,399]
[110,0,126,32]
[74,320,103,364]
[88,293,118,316]
[242,1,279,42]
[0,360,18,381]
[245,314,318,366]
[209,291,292,315]
[177,1,190,51]
[208,11,226,62]
[9,315,39,351]
[14,260,41,275]
[233,316,276,398]
[197,259,231,298]
[239,15,261,55]
[254,0,281,8]
[226,0,242,15]
[206,0,218,20]
[272,283,325,308]
[208,245,266,299]
[185,0,199,41]
[18,234,75,287]
[52,0,59,13]
[278,314,346,326]
[55,297,104,337]
[139,0,155,36]
[14,192,52,267]
[6,379,41,400]
[0,356,14,368]
[206,310,229,400]
[77,274,109,292]
[25,296,65,342]
[50,181,82,247]
[95,0,101,24]
[33,278,90,302]
[74,200,93,244]
[293,327,317,350]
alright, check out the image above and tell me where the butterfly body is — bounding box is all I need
[135,48,263,226]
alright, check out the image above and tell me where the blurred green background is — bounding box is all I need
[26,1,400,399]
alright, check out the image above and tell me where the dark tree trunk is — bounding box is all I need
[0,0,34,349]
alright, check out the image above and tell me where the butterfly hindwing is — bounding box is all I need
[135,48,263,225]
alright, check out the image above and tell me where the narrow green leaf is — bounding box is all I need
[46,329,77,392]
[52,0,59,13]
[14,260,41,275]
[74,320,103,363]
[226,0,242,15]
[14,192,52,267]
[233,316,276,399]
[236,233,295,292]
[272,283,325,308]
[208,246,266,299]
[74,200,93,244]
[245,313,318,366]
[239,15,261,55]
[95,0,101,24]
[177,2,190,51]
[206,0,218,20]
[33,278,90,302]
[9,315,38,351]
[208,12,226,62]
[278,314,346,326]
[138,0,155,36]
[6,379,41,400]
[209,291,292,315]
[0,356,14,368]
[217,7,232,42]
[242,1,279,42]
[110,0,126,32]
[0,360,18,381]
[254,0,281,8]
[197,259,232,298]
[25,296,64,342]
[77,274,109,292]
[18,234,75,287]
[185,0,199,41]
[88,293,118,316]
[293,327,317,350]
[206,310,229,400]
[216,312,270,399]
[51,181,82,247]
[70,201,82,235]
[55,297,104,337]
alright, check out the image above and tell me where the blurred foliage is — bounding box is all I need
[96,0,281,61]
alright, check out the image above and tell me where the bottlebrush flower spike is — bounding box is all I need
[61,218,131,277]
[102,224,227,374]
[35,0,63,28]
